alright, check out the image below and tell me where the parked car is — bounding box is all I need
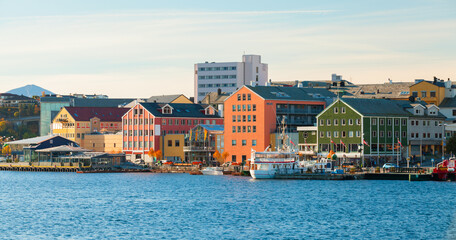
[382,163,399,169]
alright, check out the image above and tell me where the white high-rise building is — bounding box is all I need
[194,55,268,103]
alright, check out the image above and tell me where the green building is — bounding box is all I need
[314,98,410,166]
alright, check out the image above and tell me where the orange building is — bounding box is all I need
[224,85,333,164]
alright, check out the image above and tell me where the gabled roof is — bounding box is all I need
[140,103,221,118]
[244,85,336,101]
[35,145,89,152]
[64,107,129,121]
[6,135,59,145]
[410,80,446,88]
[146,94,190,103]
[71,98,134,107]
[439,98,456,108]
[341,98,412,117]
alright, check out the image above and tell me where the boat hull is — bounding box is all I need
[250,170,277,179]
[202,170,223,175]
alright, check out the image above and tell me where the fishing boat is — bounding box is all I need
[201,167,224,175]
[432,158,456,181]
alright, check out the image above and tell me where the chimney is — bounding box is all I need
[217,88,222,95]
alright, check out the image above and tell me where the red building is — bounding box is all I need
[122,102,223,163]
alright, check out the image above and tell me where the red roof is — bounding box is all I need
[64,107,128,122]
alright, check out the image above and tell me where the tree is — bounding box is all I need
[13,112,19,118]
[155,150,162,160]
[213,150,224,164]
[446,134,456,155]
[148,148,155,158]
[221,152,230,162]
[2,145,11,155]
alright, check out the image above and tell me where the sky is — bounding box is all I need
[0,0,455,98]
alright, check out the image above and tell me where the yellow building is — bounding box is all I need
[160,134,185,162]
[51,107,129,145]
[410,79,449,105]
[82,132,123,153]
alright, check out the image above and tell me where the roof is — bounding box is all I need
[341,98,412,117]
[64,107,129,121]
[140,103,221,118]
[40,96,72,103]
[6,135,59,145]
[340,82,413,99]
[245,85,336,101]
[198,124,224,133]
[0,93,35,101]
[410,80,446,88]
[146,94,189,103]
[201,92,230,104]
[35,145,89,153]
[439,98,456,108]
[71,98,135,107]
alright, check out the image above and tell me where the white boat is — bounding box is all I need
[201,167,224,175]
[250,151,300,179]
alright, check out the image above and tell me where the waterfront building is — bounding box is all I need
[82,131,123,153]
[194,54,268,103]
[297,126,318,160]
[6,135,79,162]
[223,85,335,164]
[124,94,193,108]
[184,124,224,164]
[315,98,410,166]
[51,107,129,145]
[122,103,223,164]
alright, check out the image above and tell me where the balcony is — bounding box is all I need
[183,146,216,152]
[276,109,322,115]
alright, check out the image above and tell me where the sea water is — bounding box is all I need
[0,172,454,239]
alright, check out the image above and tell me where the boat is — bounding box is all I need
[432,158,456,181]
[249,118,342,179]
[201,167,224,175]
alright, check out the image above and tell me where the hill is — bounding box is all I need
[7,84,54,97]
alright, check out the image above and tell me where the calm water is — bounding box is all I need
[0,172,455,239]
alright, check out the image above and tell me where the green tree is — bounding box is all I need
[446,134,456,155]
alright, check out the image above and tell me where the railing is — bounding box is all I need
[276,109,322,115]
[183,146,216,151]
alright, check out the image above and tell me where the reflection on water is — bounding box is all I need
[0,172,454,239]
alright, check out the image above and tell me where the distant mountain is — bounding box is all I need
[6,84,54,97]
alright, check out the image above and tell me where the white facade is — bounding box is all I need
[194,54,268,103]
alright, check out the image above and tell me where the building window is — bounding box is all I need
[380,119,384,125]
[372,119,377,125]
[348,119,353,125]
[237,126,241,132]
[421,91,427,98]
[356,131,360,137]
[388,131,392,137]
[320,131,324,138]
[232,105,236,112]
[327,119,331,126]
[403,131,406,138]
[232,140,236,146]
[252,105,256,111]
[175,140,180,147]
[242,140,247,146]
[334,131,339,138]
[387,119,392,126]
[232,155,236,162]
[341,131,346,138]
[373,131,376,137]
[247,105,251,111]
[349,131,353,137]
[341,119,346,125]
[327,131,331,138]
[320,119,324,126]
[232,116,236,122]
[341,107,346,114]
[334,107,339,114]
[247,94,251,100]
[237,94,241,101]
[334,119,338,126]
[253,115,256,122]
[430,91,436,97]
[232,126,236,133]
[356,119,361,125]
[395,131,399,138]
[402,119,406,125]
[395,119,399,125]
[252,140,257,146]
[248,115,251,122]
[242,94,246,100]
[237,115,241,122]
[242,126,246,132]
[248,126,251,132]
[253,126,256,132]
[242,115,246,122]
[237,105,241,111]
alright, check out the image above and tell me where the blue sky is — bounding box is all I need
[0,0,455,98]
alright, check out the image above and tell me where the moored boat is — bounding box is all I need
[201,167,224,175]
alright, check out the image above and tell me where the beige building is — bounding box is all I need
[51,107,129,145]
[82,132,123,153]
[160,134,185,162]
